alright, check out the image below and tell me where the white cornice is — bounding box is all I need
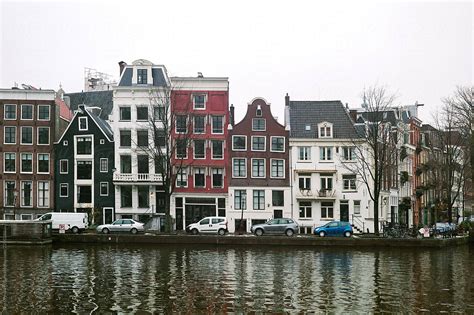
[0,89,55,101]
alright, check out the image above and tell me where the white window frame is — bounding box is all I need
[20,126,33,145]
[176,168,188,188]
[37,127,50,145]
[175,115,188,134]
[298,146,311,161]
[270,159,285,179]
[4,126,16,144]
[119,106,131,121]
[342,174,357,191]
[4,180,16,207]
[299,201,312,218]
[59,183,69,197]
[298,174,311,190]
[78,116,88,131]
[252,118,266,131]
[270,136,285,152]
[21,214,33,220]
[20,180,33,207]
[193,140,206,159]
[136,106,149,121]
[342,146,356,161]
[318,122,333,138]
[211,140,224,160]
[354,200,361,215]
[232,135,247,151]
[251,158,266,178]
[211,115,224,134]
[234,190,247,210]
[20,153,33,174]
[193,167,206,188]
[100,158,108,173]
[251,136,266,152]
[212,168,223,188]
[319,146,333,161]
[100,182,109,196]
[4,152,16,173]
[37,181,50,208]
[193,115,206,134]
[37,153,50,174]
[321,202,334,219]
[232,158,247,178]
[59,159,68,174]
[21,104,34,120]
[37,105,50,121]
[193,94,207,110]
[4,104,16,120]
[320,175,333,191]
[252,190,265,210]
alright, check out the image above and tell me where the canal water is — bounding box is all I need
[0,243,472,313]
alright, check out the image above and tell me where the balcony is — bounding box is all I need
[296,189,336,200]
[113,173,163,183]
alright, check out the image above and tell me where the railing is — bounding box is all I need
[113,173,163,182]
[318,189,335,197]
[351,215,365,234]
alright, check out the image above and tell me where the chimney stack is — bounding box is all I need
[230,104,235,126]
[118,61,127,76]
[285,93,290,106]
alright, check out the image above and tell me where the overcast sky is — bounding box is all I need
[1,0,472,123]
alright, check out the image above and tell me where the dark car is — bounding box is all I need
[314,221,353,237]
[250,218,299,237]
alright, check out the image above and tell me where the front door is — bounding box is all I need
[340,203,349,222]
[103,207,114,225]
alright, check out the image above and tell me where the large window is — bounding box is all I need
[298,147,311,161]
[77,185,92,203]
[253,190,265,210]
[137,155,149,173]
[193,94,206,109]
[4,104,16,120]
[136,106,148,121]
[342,147,356,161]
[38,105,50,121]
[121,186,132,207]
[252,136,266,151]
[194,140,205,159]
[120,130,132,147]
[343,174,357,190]
[271,137,285,152]
[194,116,205,133]
[21,181,33,207]
[77,137,92,155]
[320,174,333,191]
[176,139,187,159]
[233,158,246,178]
[299,201,312,218]
[120,107,131,121]
[77,161,92,179]
[211,116,224,134]
[4,126,16,144]
[60,183,68,197]
[272,190,284,207]
[4,153,16,172]
[120,155,132,173]
[354,200,361,215]
[212,168,223,188]
[38,154,50,173]
[212,140,223,159]
[138,186,149,207]
[4,181,16,206]
[21,153,33,173]
[271,159,284,178]
[320,147,333,161]
[37,127,49,145]
[252,118,266,131]
[38,181,49,207]
[21,127,33,144]
[321,202,334,219]
[176,115,187,133]
[234,190,247,210]
[137,130,148,147]
[137,69,147,84]
[176,168,188,187]
[232,136,246,151]
[154,106,165,121]
[299,173,311,190]
[21,104,33,120]
[194,168,205,188]
[252,159,265,178]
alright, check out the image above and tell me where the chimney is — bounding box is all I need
[118,61,127,76]
[285,93,290,106]
[230,104,235,126]
[349,109,358,122]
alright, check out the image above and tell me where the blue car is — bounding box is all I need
[314,221,353,237]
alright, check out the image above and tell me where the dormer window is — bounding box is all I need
[318,122,333,138]
[137,69,147,84]
[256,105,262,117]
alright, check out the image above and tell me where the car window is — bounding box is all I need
[41,214,52,221]
[113,220,122,225]
[267,219,277,225]
[288,219,294,224]
[123,220,132,225]
[200,218,209,225]
[328,222,338,227]
[280,219,289,224]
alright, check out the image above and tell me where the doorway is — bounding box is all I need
[103,207,114,225]
[340,202,349,222]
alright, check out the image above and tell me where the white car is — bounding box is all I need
[96,219,145,234]
[186,217,228,235]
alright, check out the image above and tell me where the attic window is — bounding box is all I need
[305,125,311,131]
[318,122,333,138]
[256,105,262,117]
[79,117,88,131]
[137,69,147,84]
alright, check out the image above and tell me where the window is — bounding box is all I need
[38,181,49,207]
[176,139,187,159]
[120,130,131,147]
[38,105,50,120]
[272,190,284,207]
[194,140,205,159]
[21,153,32,173]
[154,106,164,121]
[320,147,333,161]
[136,106,148,121]
[60,183,68,197]
[4,153,16,172]
[4,181,16,206]
[176,168,188,187]
[77,161,92,179]
[120,107,131,121]
[137,69,147,84]
[194,116,205,133]
[79,117,88,130]
[138,186,149,207]
[256,107,262,116]
[319,125,332,138]
[176,115,187,133]
[77,185,91,203]
[320,174,333,191]
[37,127,49,145]
[299,201,312,218]
[252,118,266,131]
[4,126,16,144]
[21,181,33,207]
[121,186,132,207]
[193,94,206,109]
[342,147,356,161]
[100,158,108,172]
[137,155,149,173]
[60,159,68,174]
[194,168,206,188]
[4,104,16,120]
[38,154,50,173]
[212,140,223,159]
[77,137,92,155]
[252,159,265,178]
[321,202,334,219]
[137,130,148,147]
[232,136,246,151]
[21,127,33,145]
[211,116,224,134]
[252,136,266,151]
[21,104,33,120]
[120,155,132,173]
[297,174,310,191]
[233,158,246,178]
[343,174,357,190]
[271,159,284,178]
[253,190,265,210]
[234,190,247,210]
[212,168,223,188]
[271,137,285,152]
[354,200,361,215]
[298,147,311,161]
[63,140,68,146]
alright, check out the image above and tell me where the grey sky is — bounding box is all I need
[1,0,472,123]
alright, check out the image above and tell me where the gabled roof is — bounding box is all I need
[289,100,358,139]
[65,90,113,120]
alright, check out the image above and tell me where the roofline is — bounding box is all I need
[170,76,229,80]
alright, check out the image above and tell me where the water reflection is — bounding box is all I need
[0,244,473,313]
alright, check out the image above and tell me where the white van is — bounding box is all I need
[185,216,228,235]
[37,212,88,233]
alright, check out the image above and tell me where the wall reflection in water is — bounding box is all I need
[0,244,473,313]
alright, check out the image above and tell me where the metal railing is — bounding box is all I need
[351,214,365,234]
[113,173,163,182]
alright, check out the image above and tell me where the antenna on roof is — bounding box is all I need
[197,72,203,78]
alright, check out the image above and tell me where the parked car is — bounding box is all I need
[186,217,228,235]
[36,212,88,234]
[431,222,457,238]
[250,218,299,237]
[314,221,353,237]
[96,219,145,234]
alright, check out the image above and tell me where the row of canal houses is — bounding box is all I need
[0,59,449,233]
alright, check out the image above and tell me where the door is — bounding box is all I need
[103,208,114,225]
[209,218,221,233]
[340,203,349,222]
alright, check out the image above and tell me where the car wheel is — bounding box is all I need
[344,231,352,238]
[131,228,138,235]
[191,228,199,235]
[319,231,326,237]
[71,226,79,234]
[218,229,226,236]
[102,228,110,234]
[255,229,264,236]
[285,229,294,237]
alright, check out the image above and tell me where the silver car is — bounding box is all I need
[251,218,299,237]
[96,219,145,234]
